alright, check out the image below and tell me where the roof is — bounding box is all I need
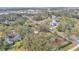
[50,20,58,26]
[5,32,21,44]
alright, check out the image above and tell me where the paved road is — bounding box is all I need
[68,45,79,51]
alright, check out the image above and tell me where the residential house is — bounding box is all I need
[5,30,21,44]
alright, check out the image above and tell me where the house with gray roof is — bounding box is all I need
[5,31,21,44]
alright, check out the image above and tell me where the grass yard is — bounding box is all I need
[63,43,75,51]
[0,32,3,38]
[74,48,79,51]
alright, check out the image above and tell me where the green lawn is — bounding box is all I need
[74,48,79,51]
[63,44,75,51]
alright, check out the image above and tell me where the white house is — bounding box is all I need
[52,15,56,19]
[50,15,59,27]
[50,20,58,26]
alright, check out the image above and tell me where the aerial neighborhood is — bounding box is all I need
[0,7,79,51]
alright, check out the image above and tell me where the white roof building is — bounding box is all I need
[52,15,56,20]
[49,15,59,31]
[50,20,58,26]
